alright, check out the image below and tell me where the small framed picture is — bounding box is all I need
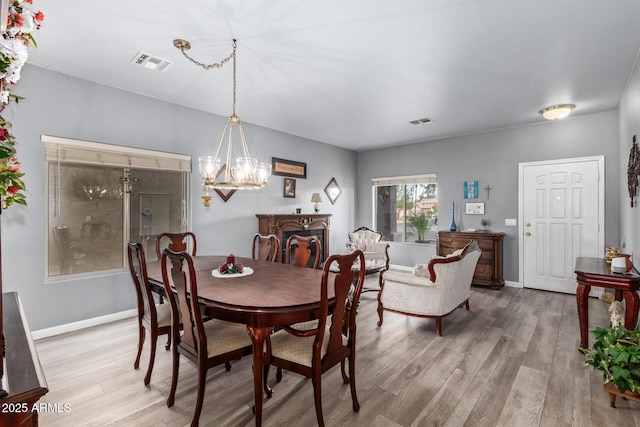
[464,181,478,199]
[283,178,296,198]
[465,202,485,215]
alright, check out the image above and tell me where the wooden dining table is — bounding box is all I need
[145,255,333,426]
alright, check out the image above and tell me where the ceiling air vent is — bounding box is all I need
[409,117,432,125]
[131,51,172,72]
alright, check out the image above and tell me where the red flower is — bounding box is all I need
[0,129,7,141]
[35,11,44,22]
[24,0,33,4]
[13,14,23,27]
[6,186,19,195]
[8,167,19,173]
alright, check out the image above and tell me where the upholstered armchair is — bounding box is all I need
[377,240,481,336]
[346,226,390,271]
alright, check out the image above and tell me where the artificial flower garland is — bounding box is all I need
[0,0,44,208]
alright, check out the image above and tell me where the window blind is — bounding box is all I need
[42,135,191,172]
[372,174,437,186]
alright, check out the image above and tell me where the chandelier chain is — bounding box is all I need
[178,43,235,71]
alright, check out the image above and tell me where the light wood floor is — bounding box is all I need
[34,276,640,426]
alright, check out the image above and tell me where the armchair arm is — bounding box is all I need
[382,270,437,287]
[427,255,462,282]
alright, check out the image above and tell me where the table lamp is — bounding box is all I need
[311,193,323,213]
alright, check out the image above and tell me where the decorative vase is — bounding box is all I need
[621,254,634,272]
[449,202,457,231]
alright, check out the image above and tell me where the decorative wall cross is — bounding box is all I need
[484,185,493,199]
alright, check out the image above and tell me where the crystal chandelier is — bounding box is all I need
[173,39,271,200]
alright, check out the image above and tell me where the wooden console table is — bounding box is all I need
[0,292,48,426]
[575,257,640,349]
[436,231,504,289]
[256,214,331,263]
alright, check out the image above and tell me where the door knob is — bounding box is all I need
[525,222,531,227]
[525,232,531,236]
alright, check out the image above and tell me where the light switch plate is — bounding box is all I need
[505,218,517,226]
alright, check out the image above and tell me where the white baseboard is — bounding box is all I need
[504,280,520,288]
[32,309,137,340]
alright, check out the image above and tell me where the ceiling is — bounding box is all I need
[26,1,640,152]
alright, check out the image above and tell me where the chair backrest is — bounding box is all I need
[428,240,482,286]
[251,233,280,262]
[155,232,197,260]
[127,242,157,325]
[285,234,321,268]
[161,249,205,356]
[318,250,366,357]
[348,226,382,251]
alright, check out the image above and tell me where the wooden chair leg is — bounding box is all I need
[465,300,470,311]
[263,363,273,397]
[276,367,283,382]
[340,359,349,383]
[348,354,360,412]
[377,305,384,327]
[144,330,158,386]
[134,323,145,369]
[167,350,179,407]
[165,332,171,351]
[224,361,231,371]
[191,368,206,427]
[435,318,442,337]
[311,375,325,427]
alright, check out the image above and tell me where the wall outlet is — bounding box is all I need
[505,218,517,226]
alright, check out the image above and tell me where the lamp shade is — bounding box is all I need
[311,193,323,203]
[539,104,575,120]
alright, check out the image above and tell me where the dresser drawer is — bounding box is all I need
[436,231,504,288]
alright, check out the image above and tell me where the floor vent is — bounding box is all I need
[131,51,172,72]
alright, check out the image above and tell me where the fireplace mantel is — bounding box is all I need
[256,214,331,263]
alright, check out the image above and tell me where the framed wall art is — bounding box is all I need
[283,178,296,198]
[464,181,478,198]
[324,177,342,204]
[272,157,307,179]
[465,202,485,215]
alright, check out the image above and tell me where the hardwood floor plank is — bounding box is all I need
[496,365,548,426]
[34,286,633,426]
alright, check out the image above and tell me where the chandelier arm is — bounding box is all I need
[238,122,251,158]
[226,124,235,181]
[214,118,231,160]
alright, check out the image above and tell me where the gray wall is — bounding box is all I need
[356,110,620,282]
[4,65,357,330]
[619,53,640,266]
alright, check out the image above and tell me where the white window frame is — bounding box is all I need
[43,135,191,280]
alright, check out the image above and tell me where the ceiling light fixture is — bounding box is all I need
[539,104,575,120]
[173,38,271,204]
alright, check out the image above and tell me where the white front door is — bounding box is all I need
[519,156,604,294]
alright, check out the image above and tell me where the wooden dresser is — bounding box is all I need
[436,231,505,289]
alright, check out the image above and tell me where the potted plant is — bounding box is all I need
[480,218,489,231]
[409,211,430,243]
[582,326,640,396]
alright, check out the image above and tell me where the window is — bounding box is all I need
[373,174,438,243]
[44,136,191,278]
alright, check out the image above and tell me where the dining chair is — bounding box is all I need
[155,232,197,260]
[263,250,366,427]
[285,234,321,269]
[251,233,280,262]
[127,242,172,386]
[161,249,253,427]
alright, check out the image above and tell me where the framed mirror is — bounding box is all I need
[324,177,341,204]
